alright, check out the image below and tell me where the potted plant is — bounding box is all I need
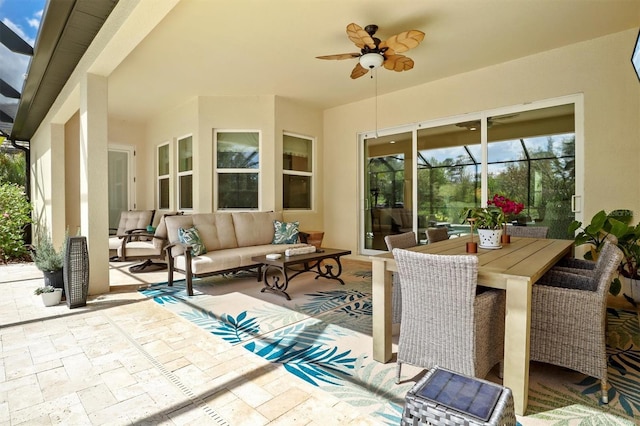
[34,285,62,306]
[30,229,65,294]
[567,209,633,297]
[463,206,505,248]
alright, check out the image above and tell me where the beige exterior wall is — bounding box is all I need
[142,95,324,231]
[323,29,640,254]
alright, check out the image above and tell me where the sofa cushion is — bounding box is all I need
[173,242,307,274]
[178,226,207,256]
[272,220,299,244]
[232,211,283,247]
[192,213,238,251]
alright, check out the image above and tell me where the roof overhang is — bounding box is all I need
[9,0,118,142]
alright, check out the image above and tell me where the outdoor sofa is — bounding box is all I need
[164,211,308,295]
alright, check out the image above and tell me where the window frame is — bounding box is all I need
[156,141,171,210]
[213,129,261,211]
[177,134,194,211]
[282,132,314,211]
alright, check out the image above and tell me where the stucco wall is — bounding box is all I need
[142,95,325,231]
[323,29,640,254]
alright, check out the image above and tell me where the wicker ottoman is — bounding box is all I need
[401,367,517,426]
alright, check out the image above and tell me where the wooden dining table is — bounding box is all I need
[370,236,574,416]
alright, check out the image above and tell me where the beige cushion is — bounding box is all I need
[117,240,161,258]
[115,210,154,235]
[232,211,283,247]
[152,212,179,250]
[192,213,238,250]
[174,242,306,274]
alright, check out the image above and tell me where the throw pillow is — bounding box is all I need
[272,220,299,244]
[178,226,207,256]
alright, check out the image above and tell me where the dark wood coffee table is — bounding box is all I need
[251,248,351,300]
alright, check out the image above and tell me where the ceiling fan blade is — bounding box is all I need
[383,54,414,72]
[346,23,376,50]
[350,62,369,79]
[380,30,425,54]
[316,53,361,60]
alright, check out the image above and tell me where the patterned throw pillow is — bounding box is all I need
[272,220,299,244]
[178,226,207,256]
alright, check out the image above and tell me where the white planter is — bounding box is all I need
[41,289,62,306]
[477,229,503,249]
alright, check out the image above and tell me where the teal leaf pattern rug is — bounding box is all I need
[140,262,640,425]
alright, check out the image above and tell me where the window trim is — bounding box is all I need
[282,131,314,211]
[177,134,194,211]
[156,141,171,211]
[213,129,261,211]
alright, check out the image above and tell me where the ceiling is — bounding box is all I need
[11,0,640,139]
[107,0,639,123]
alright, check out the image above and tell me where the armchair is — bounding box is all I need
[384,232,417,325]
[108,210,155,257]
[530,240,623,403]
[116,212,182,272]
[393,249,505,383]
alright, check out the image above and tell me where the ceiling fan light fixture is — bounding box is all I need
[359,52,384,69]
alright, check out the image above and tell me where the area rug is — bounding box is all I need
[139,261,640,425]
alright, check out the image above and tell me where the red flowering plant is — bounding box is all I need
[487,194,524,224]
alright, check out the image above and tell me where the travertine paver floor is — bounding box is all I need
[0,261,383,425]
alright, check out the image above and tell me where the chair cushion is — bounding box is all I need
[115,210,154,235]
[178,226,207,256]
[272,220,299,244]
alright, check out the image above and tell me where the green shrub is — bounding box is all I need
[0,183,31,263]
[31,229,65,271]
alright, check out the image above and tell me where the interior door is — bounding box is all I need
[108,146,135,230]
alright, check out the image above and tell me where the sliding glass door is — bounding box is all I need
[486,105,576,239]
[360,98,579,254]
[363,130,412,251]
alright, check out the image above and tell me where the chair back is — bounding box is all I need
[506,226,548,238]
[114,210,155,235]
[393,249,478,375]
[592,240,623,297]
[153,212,184,250]
[384,232,417,250]
[425,227,449,244]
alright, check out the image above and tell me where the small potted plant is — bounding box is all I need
[30,229,65,293]
[34,285,62,306]
[463,206,505,248]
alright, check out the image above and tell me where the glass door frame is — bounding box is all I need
[108,144,136,229]
[358,94,584,256]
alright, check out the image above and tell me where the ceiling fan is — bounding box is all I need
[316,23,425,79]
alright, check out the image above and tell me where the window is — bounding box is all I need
[157,142,170,210]
[215,130,260,209]
[283,133,313,209]
[177,135,193,210]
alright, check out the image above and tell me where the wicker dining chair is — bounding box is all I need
[530,240,623,403]
[506,225,549,238]
[384,232,418,325]
[552,234,618,277]
[425,227,449,244]
[393,249,505,383]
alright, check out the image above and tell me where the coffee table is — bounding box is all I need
[251,248,351,300]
